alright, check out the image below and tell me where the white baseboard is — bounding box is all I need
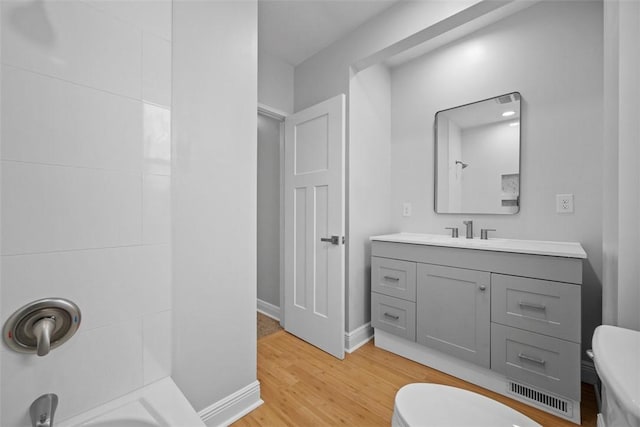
[199,380,263,427]
[257,299,280,322]
[582,359,598,385]
[345,322,374,353]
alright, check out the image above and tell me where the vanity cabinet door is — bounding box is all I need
[417,264,491,368]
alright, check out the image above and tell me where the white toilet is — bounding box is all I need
[592,325,640,427]
[392,383,541,427]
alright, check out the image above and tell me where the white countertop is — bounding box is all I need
[370,233,587,259]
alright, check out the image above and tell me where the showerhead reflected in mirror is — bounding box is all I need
[435,92,521,215]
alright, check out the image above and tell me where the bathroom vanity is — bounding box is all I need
[370,233,586,424]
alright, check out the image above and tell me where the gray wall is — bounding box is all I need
[172,0,258,414]
[295,1,477,334]
[389,1,603,357]
[348,65,392,331]
[602,0,640,330]
[257,114,281,307]
[295,1,478,112]
[259,51,294,114]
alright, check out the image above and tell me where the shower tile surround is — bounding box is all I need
[0,1,172,425]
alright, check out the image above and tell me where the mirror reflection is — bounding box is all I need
[435,92,521,215]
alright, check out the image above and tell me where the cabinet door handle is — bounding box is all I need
[479,285,487,291]
[518,301,546,310]
[383,312,400,320]
[518,353,546,365]
[383,276,400,282]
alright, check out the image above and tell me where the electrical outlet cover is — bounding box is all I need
[402,202,412,217]
[556,194,574,213]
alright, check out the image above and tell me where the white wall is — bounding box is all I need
[603,0,640,331]
[448,121,463,212]
[390,1,603,356]
[257,113,281,308]
[0,0,172,425]
[460,122,519,213]
[172,0,259,419]
[295,0,479,112]
[297,0,480,335]
[347,64,392,331]
[259,51,294,114]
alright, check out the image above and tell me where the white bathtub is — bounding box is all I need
[57,378,205,427]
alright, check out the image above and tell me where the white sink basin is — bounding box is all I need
[592,325,640,426]
[370,233,586,258]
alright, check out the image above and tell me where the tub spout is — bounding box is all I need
[30,393,58,427]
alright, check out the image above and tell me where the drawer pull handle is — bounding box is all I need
[383,312,400,320]
[383,276,400,282]
[518,353,546,365]
[518,301,546,310]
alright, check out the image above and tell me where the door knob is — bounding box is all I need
[320,235,343,245]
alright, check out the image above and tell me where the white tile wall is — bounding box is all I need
[1,161,142,254]
[83,0,172,41]
[143,33,172,107]
[0,0,172,424]
[1,0,141,98]
[143,174,171,244]
[143,310,172,385]
[144,103,171,175]
[1,245,171,332]
[1,65,142,172]
[1,321,144,426]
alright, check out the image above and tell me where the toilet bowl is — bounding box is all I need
[592,325,640,427]
[392,383,541,427]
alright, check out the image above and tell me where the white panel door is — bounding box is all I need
[284,94,345,359]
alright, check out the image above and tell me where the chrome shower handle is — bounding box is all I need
[33,317,56,357]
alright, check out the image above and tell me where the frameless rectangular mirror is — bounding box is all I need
[434,92,521,214]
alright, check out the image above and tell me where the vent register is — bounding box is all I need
[508,380,572,417]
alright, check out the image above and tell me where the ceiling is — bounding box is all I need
[439,94,521,129]
[258,0,400,67]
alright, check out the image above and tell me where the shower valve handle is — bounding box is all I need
[33,317,56,357]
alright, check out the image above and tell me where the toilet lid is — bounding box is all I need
[395,383,541,427]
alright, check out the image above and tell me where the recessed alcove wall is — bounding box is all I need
[348,1,603,360]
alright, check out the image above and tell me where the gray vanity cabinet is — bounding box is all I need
[416,264,491,368]
[370,235,585,422]
[370,237,584,412]
[371,257,417,341]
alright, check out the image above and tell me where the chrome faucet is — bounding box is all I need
[463,220,473,239]
[480,228,496,240]
[30,393,58,427]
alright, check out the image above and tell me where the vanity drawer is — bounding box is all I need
[371,292,416,341]
[372,257,417,301]
[491,323,580,400]
[491,274,581,342]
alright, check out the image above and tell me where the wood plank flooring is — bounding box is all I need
[233,331,598,427]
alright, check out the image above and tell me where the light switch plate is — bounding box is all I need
[556,194,574,213]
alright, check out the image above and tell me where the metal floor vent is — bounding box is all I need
[508,381,572,417]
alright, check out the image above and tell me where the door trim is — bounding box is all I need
[257,104,287,327]
[258,103,287,121]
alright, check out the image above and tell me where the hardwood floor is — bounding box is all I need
[233,331,598,427]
